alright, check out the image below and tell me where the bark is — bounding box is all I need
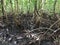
[27,0,30,13]
[53,0,57,15]
[10,0,13,12]
[21,0,23,14]
[34,0,37,12]
[41,0,46,10]
[16,0,18,13]
[1,0,5,15]
[38,0,42,10]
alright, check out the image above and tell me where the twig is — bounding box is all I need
[25,27,54,33]
[42,19,60,37]
[49,19,60,29]
[50,28,60,37]
[37,19,60,44]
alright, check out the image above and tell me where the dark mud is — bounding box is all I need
[0,13,60,45]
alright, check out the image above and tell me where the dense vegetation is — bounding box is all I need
[0,0,60,45]
[0,0,60,15]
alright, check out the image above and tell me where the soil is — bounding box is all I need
[0,12,60,45]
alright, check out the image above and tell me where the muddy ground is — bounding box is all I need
[0,12,60,45]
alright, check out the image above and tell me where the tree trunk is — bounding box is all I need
[1,0,5,15]
[41,0,46,10]
[21,0,23,14]
[10,0,13,12]
[34,0,37,12]
[53,0,57,15]
[27,0,30,13]
[16,0,18,13]
[38,0,42,10]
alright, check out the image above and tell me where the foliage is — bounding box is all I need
[0,0,60,14]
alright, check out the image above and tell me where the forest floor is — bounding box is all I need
[0,12,60,45]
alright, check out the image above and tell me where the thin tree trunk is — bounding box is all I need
[27,0,30,13]
[14,0,16,13]
[1,0,8,24]
[10,0,13,12]
[38,0,42,10]
[33,0,38,24]
[41,0,46,10]
[34,0,37,12]
[53,0,57,15]
[16,0,18,13]
[21,0,23,14]
[1,0,5,15]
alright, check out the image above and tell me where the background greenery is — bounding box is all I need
[0,0,60,15]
